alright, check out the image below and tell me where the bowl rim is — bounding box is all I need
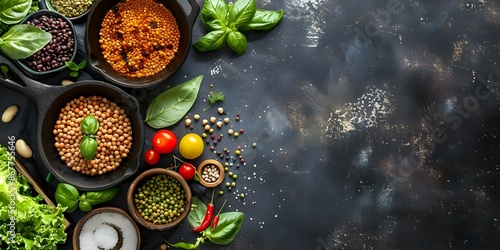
[127,168,192,231]
[84,0,194,88]
[15,9,77,77]
[72,206,141,250]
[197,159,225,188]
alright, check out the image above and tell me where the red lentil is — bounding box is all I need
[99,0,180,78]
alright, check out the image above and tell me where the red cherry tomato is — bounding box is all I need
[144,149,160,165]
[178,163,196,180]
[152,130,177,154]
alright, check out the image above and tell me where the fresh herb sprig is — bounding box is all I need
[194,0,284,55]
[65,58,87,78]
[166,197,244,249]
[207,91,225,109]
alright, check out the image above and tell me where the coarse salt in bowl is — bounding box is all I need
[73,207,141,250]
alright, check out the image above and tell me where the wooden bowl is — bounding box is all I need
[127,168,192,231]
[197,159,225,188]
[73,207,141,250]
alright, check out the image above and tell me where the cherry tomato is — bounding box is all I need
[144,149,160,165]
[179,133,204,159]
[152,130,177,154]
[178,163,196,180]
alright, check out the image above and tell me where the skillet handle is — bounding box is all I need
[184,0,201,28]
[0,55,48,104]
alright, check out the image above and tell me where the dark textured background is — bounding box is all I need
[1,0,500,249]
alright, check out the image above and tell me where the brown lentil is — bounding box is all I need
[53,96,133,176]
[99,0,180,78]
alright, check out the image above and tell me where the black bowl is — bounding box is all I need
[15,10,77,77]
[85,0,199,88]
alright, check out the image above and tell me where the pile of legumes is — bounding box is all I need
[201,164,221,183]
[99,0,180,78]
[21,14,75,72]
[134,175,186,224]
[53,96,133,176]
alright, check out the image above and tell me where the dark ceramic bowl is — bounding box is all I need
[127,168,192,231]
[73,207,141,250]
[44,0,94,22]
[16,10,77,77]
[0,55,144,191]
[85,0,199,88]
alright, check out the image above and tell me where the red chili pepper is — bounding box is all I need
[211,199,227,231]
[192,189,215,232]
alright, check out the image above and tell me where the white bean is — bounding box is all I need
[61,79,74,86]
[16,139,33,158]
[2,105,18,123]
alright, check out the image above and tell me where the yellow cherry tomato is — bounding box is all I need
[179,133,204,159]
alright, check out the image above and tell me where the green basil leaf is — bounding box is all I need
[187,196,207,228]
[80,136,98,161]
[201,0,228,31]
[239,9,284,32]
[193,30,228,52]
[55,183,80,213]
[228,0,256,28]
[79,200,92,212]
[205,212,244,245]
[227,31,247,55]
[0,0,32,25]
[0,24,51,59]
[77,58,88,69]
[144,75,203,129]
[69,71,78,78]
[84,187,120,206]
[81,115,99,135]
[65,61,79,71]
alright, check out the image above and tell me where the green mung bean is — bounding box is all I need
[49,0,94,17]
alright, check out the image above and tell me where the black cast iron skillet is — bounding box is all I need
[85,0,200,88]
[0,55,144,191]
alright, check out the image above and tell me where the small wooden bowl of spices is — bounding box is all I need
[44,0,95,21]
[197,159,225,188]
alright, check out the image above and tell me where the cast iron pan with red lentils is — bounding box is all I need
[85,0,200,88]
[0,55,144,191]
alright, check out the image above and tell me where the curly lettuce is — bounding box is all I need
[0,144,67,249]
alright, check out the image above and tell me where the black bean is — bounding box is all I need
[20,14,75,72]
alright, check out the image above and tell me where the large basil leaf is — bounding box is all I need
[227,31,247,55]
[84,187,120,206]
[144,75,204,129]
[80,136,98,161]
[239,9,284,32]
[205,212,244,245]
[55,183,80,213]
[187,197,207,228]
[193,30,229,52]
[228,0,256,28]
[201,0,228,31]
[0,0,32,25]
[0,24,51,59]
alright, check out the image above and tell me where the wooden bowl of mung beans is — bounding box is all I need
[127,168,192,231]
